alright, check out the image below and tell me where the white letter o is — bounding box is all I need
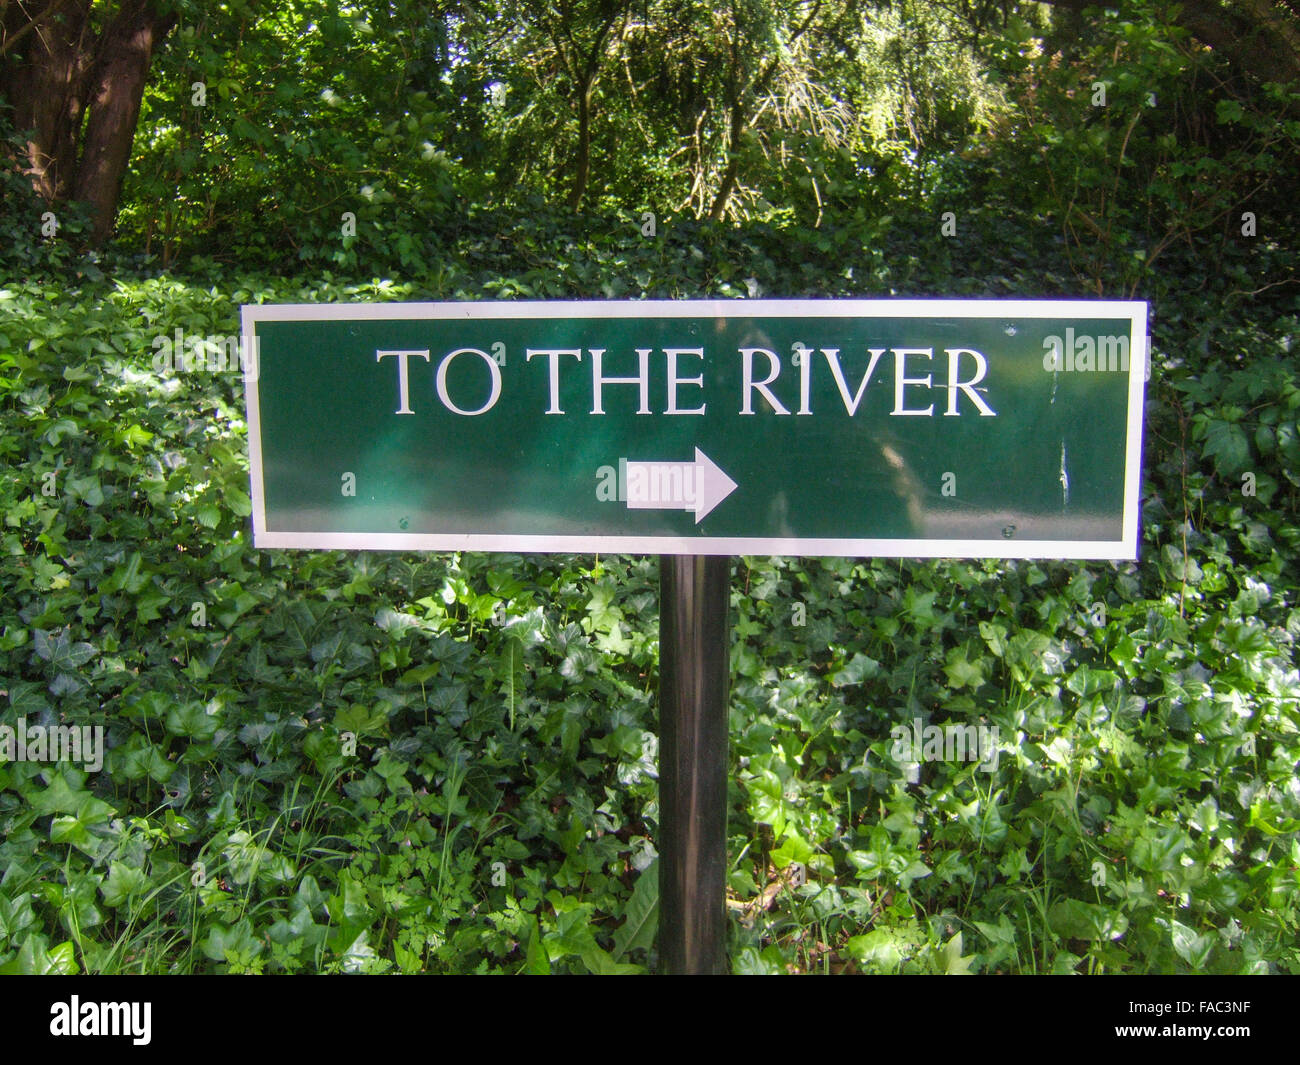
[436,348,502,415]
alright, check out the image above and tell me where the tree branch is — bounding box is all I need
[1,0,74,56]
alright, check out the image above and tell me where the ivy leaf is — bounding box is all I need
[202,919,262,963]
[32,629,96,670]
[102,552,150,595]
[579,944,644,975]
[523,915,550,975]
[334,702,389,738]
[943,645,987,689]
[1169,920,1214,968]
[375,607,420,635]
[0,936,80,975]
[829,652,879,687]
[226,487,253,517]
[943,932,978,975]
[49,815,92,849]
[43,418,80,445]
[101,861,151,908]
[611,863,660,962]
[48,672,86,696]
[846,928,906,971]
[1199,418,1249,474]
[165,701,220,741]
[31,772,94,816]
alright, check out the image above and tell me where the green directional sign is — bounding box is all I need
[240,299,1147,558]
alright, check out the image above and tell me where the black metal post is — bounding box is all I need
[658,554,732,974]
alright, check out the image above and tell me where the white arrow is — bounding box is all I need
[624,447,738,523]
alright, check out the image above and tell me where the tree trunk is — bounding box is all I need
[72,1,176,243]
[568,77,593,209]
[1,0,176,244]
[1,0,96,202]
[544,0,629,212]
[706,98,746,222]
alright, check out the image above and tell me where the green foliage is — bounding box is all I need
[118,1,476,270]
[0,109,98,277]
[91,0,1023,268]
[973,1,1300,297]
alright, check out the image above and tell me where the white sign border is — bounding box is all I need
[241,298,1148,560]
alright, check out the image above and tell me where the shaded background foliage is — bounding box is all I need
[4,1,1298,282]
